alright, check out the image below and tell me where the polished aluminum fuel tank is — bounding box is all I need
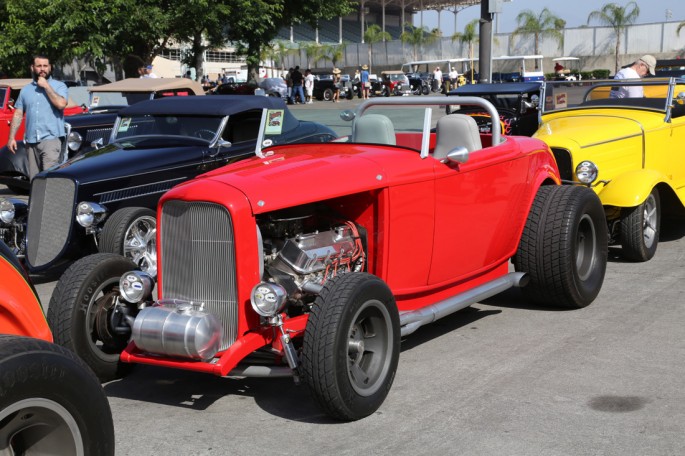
[132,300,223,361]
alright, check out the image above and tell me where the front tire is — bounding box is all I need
[0,335,115,455]
[513,185,608,309]
[323,88,333,101]
[301,273,400,421]
[47,253,138,382]
[99,207,157,277]
[620,188,660,262]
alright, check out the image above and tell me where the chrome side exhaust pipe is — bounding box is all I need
[399,272,528,337]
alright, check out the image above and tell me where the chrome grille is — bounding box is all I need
[85,127,113,145]
[26,177,76,268]
[160,201,238,350]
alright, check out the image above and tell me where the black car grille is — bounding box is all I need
[26,177,75,268]
[160,201,238,351]
[551,148,573,181]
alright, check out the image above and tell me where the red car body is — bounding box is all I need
[51,97,607,421]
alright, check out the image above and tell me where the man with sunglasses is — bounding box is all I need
[610,54,656,99]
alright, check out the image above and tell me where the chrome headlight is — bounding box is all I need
[250,282,287,317]
[119,271,155,303]
[575,161,598,184]
[67,131,83,151]
[0,198,15,224]
[75,202,107,228]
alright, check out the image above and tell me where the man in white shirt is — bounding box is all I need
[144,65,158,78]
[610,54,655,98]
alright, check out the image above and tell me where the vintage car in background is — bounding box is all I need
[534,77,685,261]
[12,95,336,275]
[405,72,431,95]
[0,240,114,455]
[312,72,353,101]
[0,78,204,192]
[258,77,288,98]
[655,59,685,78]
[446,82,541,136]
[369,71,412,97]
[48,97,607,421]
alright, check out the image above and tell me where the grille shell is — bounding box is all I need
[26,177,76,268]
[160,200,239,350]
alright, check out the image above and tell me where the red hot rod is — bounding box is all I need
[48,97,608,421]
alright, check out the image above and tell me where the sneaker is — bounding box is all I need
[307,101,313,104]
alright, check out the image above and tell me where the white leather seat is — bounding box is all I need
[432,114,482,161]
[352,114,396,145]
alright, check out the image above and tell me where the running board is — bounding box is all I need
[399,272,528,337]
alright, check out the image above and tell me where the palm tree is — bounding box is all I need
[452,19,479,84]
[678,22,685,36]
[328,43,347,69]
[401,25,438,62]
[587,2,640,73]
[511,8,565,56]
[364,24,391,72]
[302,42,326,69]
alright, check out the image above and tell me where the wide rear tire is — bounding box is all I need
[301,273,400,421]
[0,335,115,455]
[620,188,660,262]
[47,253,138,382]
[513,185,608,308]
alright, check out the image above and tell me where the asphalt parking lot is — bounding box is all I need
[2,97,685,455]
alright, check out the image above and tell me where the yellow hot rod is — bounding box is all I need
[535,78,685,261]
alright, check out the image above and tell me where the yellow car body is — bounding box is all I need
[534,78,685,261]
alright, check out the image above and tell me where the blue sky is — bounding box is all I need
[413,0,685,35]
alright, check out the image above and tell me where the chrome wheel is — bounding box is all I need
[0,398,84,456]
[642,193,658,249]
[123,215,157,277]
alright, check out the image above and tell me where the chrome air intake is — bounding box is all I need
[160,201,238,351]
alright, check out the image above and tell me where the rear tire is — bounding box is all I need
[99,207,157,277]
[47,253,138,382]
[301,273,400,421]
[0,335,115,455]
[620,188,660,262]
[323,89,333,101]
[513,185,607,308]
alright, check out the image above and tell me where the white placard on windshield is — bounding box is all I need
[118,117,131,132]
[265,109,284,135]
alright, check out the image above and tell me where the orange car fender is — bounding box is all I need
[0,258,52,341]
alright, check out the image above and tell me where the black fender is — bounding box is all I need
[0,143,29,179]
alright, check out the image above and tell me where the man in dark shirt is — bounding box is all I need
[290,66,305,104]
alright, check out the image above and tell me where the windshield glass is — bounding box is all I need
[89,91,153,108]
[541,79,685,114]
[114,115,225,141]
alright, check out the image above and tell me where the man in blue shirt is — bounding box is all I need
[7,55,68,178]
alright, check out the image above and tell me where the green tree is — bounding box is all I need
[225,0,355,82]
[587,1,640,73]
[678,22,685,36]
[328,43,347,69]
[511,8,566,55]
[401,25,438,62]
[364,24,391,73]
[452,19,479,84]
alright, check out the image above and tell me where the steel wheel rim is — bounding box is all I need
[123,215,157,277]
[86,277,125,363]
[346,299,393,397]
[0,398,83,456]
[575,213,598,282]
[642,194,658,249]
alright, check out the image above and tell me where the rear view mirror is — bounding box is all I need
[446,146,469,164]
[340,110,355,121]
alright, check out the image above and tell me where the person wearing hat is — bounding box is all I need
[610,54,655,99]
[332,68,342,102]
[360,64,370,100]
[144,64,158,78]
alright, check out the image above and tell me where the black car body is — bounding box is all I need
[0,78,205,192]
[446,82,541,136]
[20,95,337,273]
[406,72,431,95]
[312,73,352,101]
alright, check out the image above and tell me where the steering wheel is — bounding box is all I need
[194,129,216,141]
